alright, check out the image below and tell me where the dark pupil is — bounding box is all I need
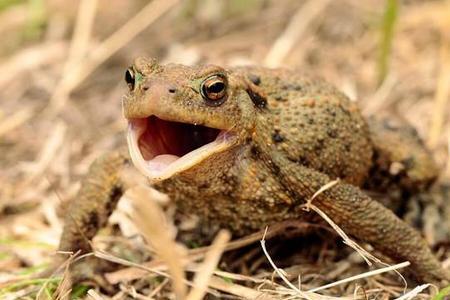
[207,81,224,94]
[125,70,134,89]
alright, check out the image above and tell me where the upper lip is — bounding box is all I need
[127,114,236,182]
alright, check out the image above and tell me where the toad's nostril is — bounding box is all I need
[143,85,150,91]
[168,86,176,93]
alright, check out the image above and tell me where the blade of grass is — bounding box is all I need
[377,0,398,86]
[23,0,46,40]
[432,285,450,300]
[0,278,61,295]
[0,0,24,11]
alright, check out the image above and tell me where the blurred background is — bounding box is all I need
[0,0,449,298]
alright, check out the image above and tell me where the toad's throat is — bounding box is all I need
[127,116,235,181]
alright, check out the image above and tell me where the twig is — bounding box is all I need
[260,227,314,300]
[186,230,230,300]
[207,276,276,300]
[0,42,67,88]
[128,185,187,299]
[307,261,410,293]
[49,0,180,113]
[147,278,169,298]
[307,203,379,266]
[394,284,430,300]
[304,179,340,210]
[304,181,408,291]
[65,0,98,67]
[105,221,321,284]
[302,179,379,266]
[50,0,98,113]
[20,121,67,181]
[0,107,34,138]
[87,289,106,300]
[263,0,331,67]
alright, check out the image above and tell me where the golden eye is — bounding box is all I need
[125,68,135,91]
[201,75,227,106]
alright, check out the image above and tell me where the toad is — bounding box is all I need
[59,57,450,285]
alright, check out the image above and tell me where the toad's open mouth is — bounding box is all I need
[127,116,235,181]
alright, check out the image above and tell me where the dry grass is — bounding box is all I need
[1,0,450,299]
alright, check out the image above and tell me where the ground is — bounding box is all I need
[0,0,450,299]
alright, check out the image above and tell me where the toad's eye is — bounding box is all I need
[125,68,135,91]
[200,74,227,106]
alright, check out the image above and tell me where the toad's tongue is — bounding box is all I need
[127,116,236,182]
[147,154,179,172]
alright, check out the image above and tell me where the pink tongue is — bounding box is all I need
[147,154,179,172]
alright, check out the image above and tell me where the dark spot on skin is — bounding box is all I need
[248,74,261,86]
[224,174,239,188]
[246,88,267,108]
[327,128,338,138]
[250,145,261,158]
[326,107,336,117]
[317,136,325,143]
[307,117,314,125]
[264,157,280,175]
[272,164,280,175]
[313,139,324,152]
[287,156,298,163]
[344,143,351,152]
[272,130,284,143]
[312,146,322,158]
[257,174,266,182]
[298,156,308,165]
[199,182,210,189]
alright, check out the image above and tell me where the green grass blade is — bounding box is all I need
[432,285,450,300]
[377,0,398,85]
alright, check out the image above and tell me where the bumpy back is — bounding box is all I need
[240,67,373,186]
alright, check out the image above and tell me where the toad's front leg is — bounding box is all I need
[58,151,129,284]
[271,154,450,285]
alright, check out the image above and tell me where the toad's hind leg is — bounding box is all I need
[271,154,450,285]
[366,116,439,192]
[58,150,129,284]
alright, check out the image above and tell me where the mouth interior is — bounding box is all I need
[128,114,236,180]
[139,116,221,161]
[129,116,229,178]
